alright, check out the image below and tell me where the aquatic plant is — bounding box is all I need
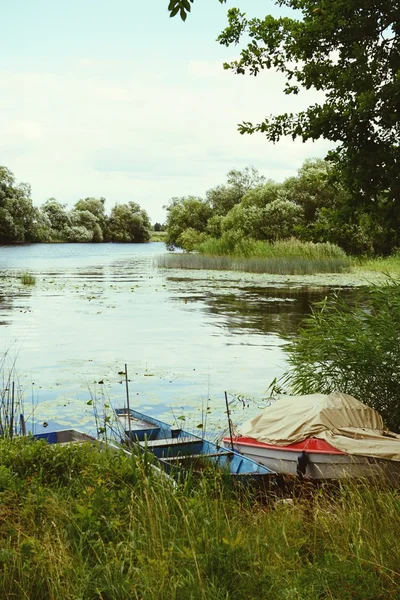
[0,352,25,438]
[158,253,349,275]
[18,272,36,286]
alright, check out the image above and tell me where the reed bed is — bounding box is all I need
[0,437,398,599]
[197,237,348,260]
[159,253,349,275]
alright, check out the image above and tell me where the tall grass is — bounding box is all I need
[355,251,400,274]
[159,238,350,275]
[159,253,349,275]
[0,352,25,438]
[18,272,36,285]
[0,437,398,599]
[197,237,348,260]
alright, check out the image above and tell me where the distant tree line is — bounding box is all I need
[165,160,398,256]
[0,166,151,244]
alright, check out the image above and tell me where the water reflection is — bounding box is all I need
[166,276,357,338]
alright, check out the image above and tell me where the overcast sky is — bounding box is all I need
[0,0,332,223]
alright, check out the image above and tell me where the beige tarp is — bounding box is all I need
[239,392,400,461]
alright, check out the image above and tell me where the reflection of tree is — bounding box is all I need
[168,278,358,339]
[0,284,32,326]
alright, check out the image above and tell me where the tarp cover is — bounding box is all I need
[238,392,400,461]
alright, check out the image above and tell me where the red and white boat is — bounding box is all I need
[223,393,400,480]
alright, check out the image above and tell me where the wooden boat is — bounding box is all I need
[33,429,97,444]
[33,427,175,484]
[114,407,276,485]
[223,393,400,481]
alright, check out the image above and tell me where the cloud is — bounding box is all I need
[0,58,331,223]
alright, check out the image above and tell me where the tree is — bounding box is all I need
[218,4,400,213]
[70,209,103,242]
[26,208,53,243]
[41,199,71,236]
[0,167,38,243]
[206,167,265,216]
[107,202,151,243]
[72,197,107,242]
[164,196,213,249]
[74,197,107,239]
[241,180,283,208]
[222,200,304,241]
[281,159,339,223]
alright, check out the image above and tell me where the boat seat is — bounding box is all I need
[139,436,199,449]
[161,451,234,462]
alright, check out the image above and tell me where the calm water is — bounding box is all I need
[0,243,357,436]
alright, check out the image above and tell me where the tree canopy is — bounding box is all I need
[169,0,399,224]
[218,2,399,209]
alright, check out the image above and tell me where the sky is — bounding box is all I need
[0,0,332,223]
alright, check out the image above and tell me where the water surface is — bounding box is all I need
[0,243,362,436]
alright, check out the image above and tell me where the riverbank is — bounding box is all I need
[1,436,398,599]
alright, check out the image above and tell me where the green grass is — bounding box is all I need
[18,272,36,285]
[355,252,400,274]
[0,437,399,599]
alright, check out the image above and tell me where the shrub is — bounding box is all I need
[275,277,400,432]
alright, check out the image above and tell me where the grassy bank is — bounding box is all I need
[0,437,399,599]
[355,253,400,274]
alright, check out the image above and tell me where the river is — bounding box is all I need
[0,243,361,437]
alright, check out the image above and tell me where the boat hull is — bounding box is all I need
[224,437,400,481]
[34,430,96,444]
[115,408,276,484]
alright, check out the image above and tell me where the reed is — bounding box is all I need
[159,252,349,275]
[0,437,398,599]
[18,272,36,285]
[197,236,348,260]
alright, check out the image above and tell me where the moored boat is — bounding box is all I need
[33,429,97,444]
[223,393,400,481]
[114,407,276,485]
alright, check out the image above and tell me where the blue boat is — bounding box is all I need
[33,429,97,444]
[114,407,276,486]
